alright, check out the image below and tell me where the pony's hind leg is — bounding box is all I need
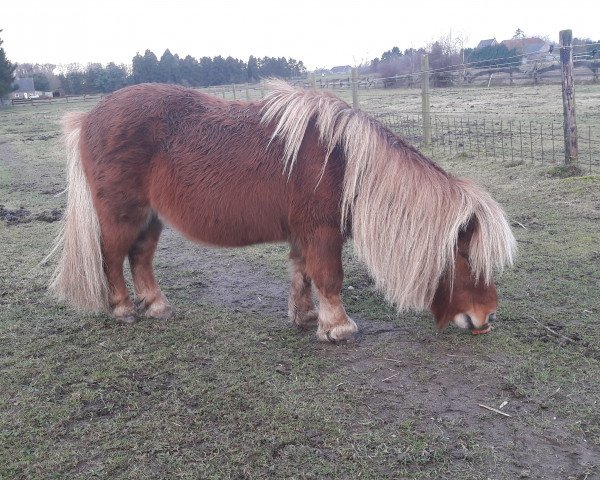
[128,215,173,320]
[101,224,139,324]
[288,242,318,328]
[304,227,357,342]
[98,205,166,323]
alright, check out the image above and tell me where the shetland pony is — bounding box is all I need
[48,81,516,342]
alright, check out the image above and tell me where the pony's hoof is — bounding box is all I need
[113,304,136,324]
[325,331,338,344]
[145,302,174,320]
[292,309,319,329]
[317,318,358,343]
[135,293,173,320]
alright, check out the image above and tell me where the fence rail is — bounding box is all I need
[1,94,105,107]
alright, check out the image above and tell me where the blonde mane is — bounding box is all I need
[261,80,516,310]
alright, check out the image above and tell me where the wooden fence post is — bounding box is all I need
[351,67,359,109]
[421,55,431,146]
[310,73,316,89]
[232,83,237,100]
[560,29,578,164]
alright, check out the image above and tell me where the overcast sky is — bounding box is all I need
[2,0,598,70]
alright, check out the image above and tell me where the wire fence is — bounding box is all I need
[376,112,599,173]
[296,69,599,90]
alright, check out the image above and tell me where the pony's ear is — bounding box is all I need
[457,217,478,257]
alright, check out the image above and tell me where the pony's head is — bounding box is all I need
[431,220,498,334]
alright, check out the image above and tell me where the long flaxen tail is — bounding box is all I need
[47,112,109,312]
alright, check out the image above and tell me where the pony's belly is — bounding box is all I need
[158,206,288,248]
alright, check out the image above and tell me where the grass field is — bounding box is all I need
[0,86,599,479]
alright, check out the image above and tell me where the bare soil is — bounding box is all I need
[0,204,62,225]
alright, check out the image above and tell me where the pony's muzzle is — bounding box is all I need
[453,311,496,334]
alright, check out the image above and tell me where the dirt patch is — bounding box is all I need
[34,208,62,223]
[334,327,599,478]
[0,205,31,224]
[159,229,289,319]
[154,228,600,479]
[0,204,62,225]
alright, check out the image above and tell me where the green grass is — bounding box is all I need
[1,91,599,478]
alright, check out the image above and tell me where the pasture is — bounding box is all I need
[0,86,599,479]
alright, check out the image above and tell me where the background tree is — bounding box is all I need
[381,46,402,62]
[210,56,230,85]
[247,55,259,82]
[179,55,200,86]
[84,63,104,93]
[197,56,213,86]
[32,73,50,91]
[0,30,17,97]
[132,50,160,83]
[257,56,302,79]
[287,58,306,77]
[88,63,129,93]
[369,45,425,79]
[513,28,526,39]
[224,56,246,84]
[30,48,309,95]
[468,44,519,69]
[58,63,85,95]
[159,49,181,84]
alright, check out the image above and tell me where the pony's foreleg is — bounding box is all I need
[128,216,173,320]
[288,243,318,328]
[304,227,358,342]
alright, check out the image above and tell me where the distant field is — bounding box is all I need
[0,86,599,478]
